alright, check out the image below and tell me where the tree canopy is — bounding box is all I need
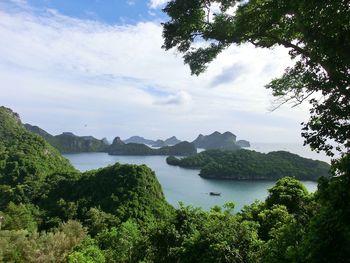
[162,0,350,156]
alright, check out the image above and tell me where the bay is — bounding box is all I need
[63,150,318,212]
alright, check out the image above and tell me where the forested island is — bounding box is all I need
[24,125,196,156]
[0,106,348,262]
[167,149,330,181]
[24,124,109,153]
[107,136,196,156]
[192,131,246,150]
[123,135,182,146]
[1,0,349,260]
[25,123,254,156]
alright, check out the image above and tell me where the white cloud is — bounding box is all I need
[0,2,311,144]
[148,0,169,9]
[154,90,192,106]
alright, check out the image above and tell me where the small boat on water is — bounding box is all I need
[209,192,221,196]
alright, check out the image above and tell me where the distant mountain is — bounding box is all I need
[24,123,53,140]
[236,140,250,147]
[102,137,110,145]
[123,136,156,145]
[192,131,241,150]
[108,138,196,156]
[152,136,182,147]
[51,132,109,153]
[164,136,182,145]
[24,124,109,153]
[152,139,166,147]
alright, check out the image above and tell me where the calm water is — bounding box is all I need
[63,150,319,212]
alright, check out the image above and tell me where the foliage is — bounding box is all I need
[107,140,197,156]
[162,0,350,156]
[97,220,142,263]
[0,220,86,263]
[167,149,330,180]
[145,204,262,263]
[0,107,77,208]
[68,237,105,263]
[39,162,174,231]
[0,202,40,233]
[297,155,350,262]
[1,106,349,262]
[265,177,310,214]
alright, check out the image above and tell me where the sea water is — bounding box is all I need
[64,143,324,211]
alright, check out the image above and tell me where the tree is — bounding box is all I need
[96,220,142,263]
[162,0,350,156]
[297,155,350,262]
[68,237,105,263]
[265,177,310,215]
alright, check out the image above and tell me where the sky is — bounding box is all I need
[0,0,312,144]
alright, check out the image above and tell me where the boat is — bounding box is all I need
[209,192,221,196]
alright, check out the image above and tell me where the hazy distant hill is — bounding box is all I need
[24,124,109,153]
[123,136,156,145]
[108,137,196,156]
[192,131,243,150]
[24,125,248,154]
[24,123,53,140]
[152,136,182,147]
[236,140,250,147]
[164,136,182,145]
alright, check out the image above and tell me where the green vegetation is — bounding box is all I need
[161,1,350,261]
[1,106,349,262]
[108,139,197,156]
[41,163,173,229]
[2,0,347,260]
[162,0,350,156]
[0,107,77,207]
[167,149,330,181]
[25,124,109,153]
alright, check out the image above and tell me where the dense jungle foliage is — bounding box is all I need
[1,0,349,261]
[1,103,349,262]
[166,149,330,180]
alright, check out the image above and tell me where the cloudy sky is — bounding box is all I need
[0,0,311,143]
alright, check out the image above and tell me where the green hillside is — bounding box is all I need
[0,107,171,229]
[24,124,109,153]
[0,106,349,263]
[0,106,77,207]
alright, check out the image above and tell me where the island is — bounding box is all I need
[236,140,251,148]
[24,124,109,153]
[151,136,182,147]
[166,149,330,181]
[107,137,196,156]
[24,125,251,155]
[123,135,156,145]
[192,131,249,150]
